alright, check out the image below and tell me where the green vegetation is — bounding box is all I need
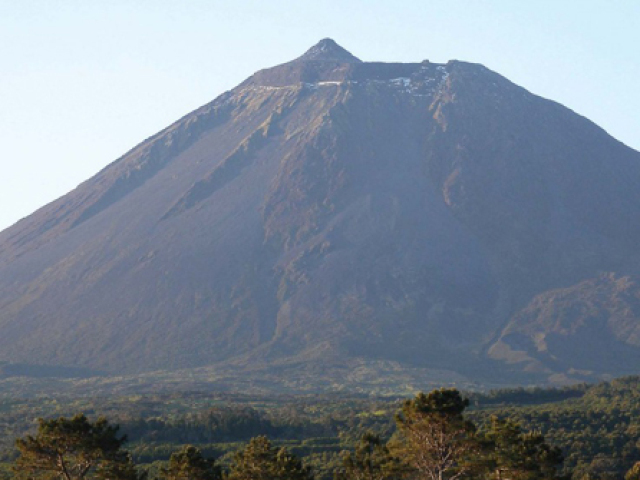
[160,445,220,480]
[469,377,640,479]
[335,433,400,480]
[13,414,138,480]
[391,389,479,480]
[227,436,312,480]
[3,377,640,479]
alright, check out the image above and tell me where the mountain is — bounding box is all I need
[1,39,640,390]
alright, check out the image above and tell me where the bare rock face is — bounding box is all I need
[1,39,639,387]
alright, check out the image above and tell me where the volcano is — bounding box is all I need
[1,39,640,389]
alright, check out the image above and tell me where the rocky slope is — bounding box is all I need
[1,39,639,387]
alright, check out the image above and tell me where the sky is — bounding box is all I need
[1,0,638,232]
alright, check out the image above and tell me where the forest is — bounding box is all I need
[3,377,640,480]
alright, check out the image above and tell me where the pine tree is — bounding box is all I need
[483,416,564,480]
[227,436,313,480]
[336,432,402,480]
[391,389,479,480]
[160,445,220,480]
[13,414,139,480]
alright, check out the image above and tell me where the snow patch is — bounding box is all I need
[390,77,412,88]
[243,66,450,98]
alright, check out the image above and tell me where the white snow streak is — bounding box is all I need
[242,65,449,98]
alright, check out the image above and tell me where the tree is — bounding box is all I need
[336,432,401,480]
[160,445,220,480]
[483,416,564,480]
[391,389,479,480]
[227,436,313,480]
[99,455,144,480]
[13,413,139,480]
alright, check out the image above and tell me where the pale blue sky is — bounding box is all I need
[1,1,638,232]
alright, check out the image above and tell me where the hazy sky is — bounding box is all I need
[1,1,638,232]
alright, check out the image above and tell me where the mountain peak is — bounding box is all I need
[296,38,362,63]
[4,40,640,391]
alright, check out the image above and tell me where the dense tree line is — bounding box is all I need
[125,411,390,446]
[4,378,640,479]
[470,377,640,479]
[11,389,572,480]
